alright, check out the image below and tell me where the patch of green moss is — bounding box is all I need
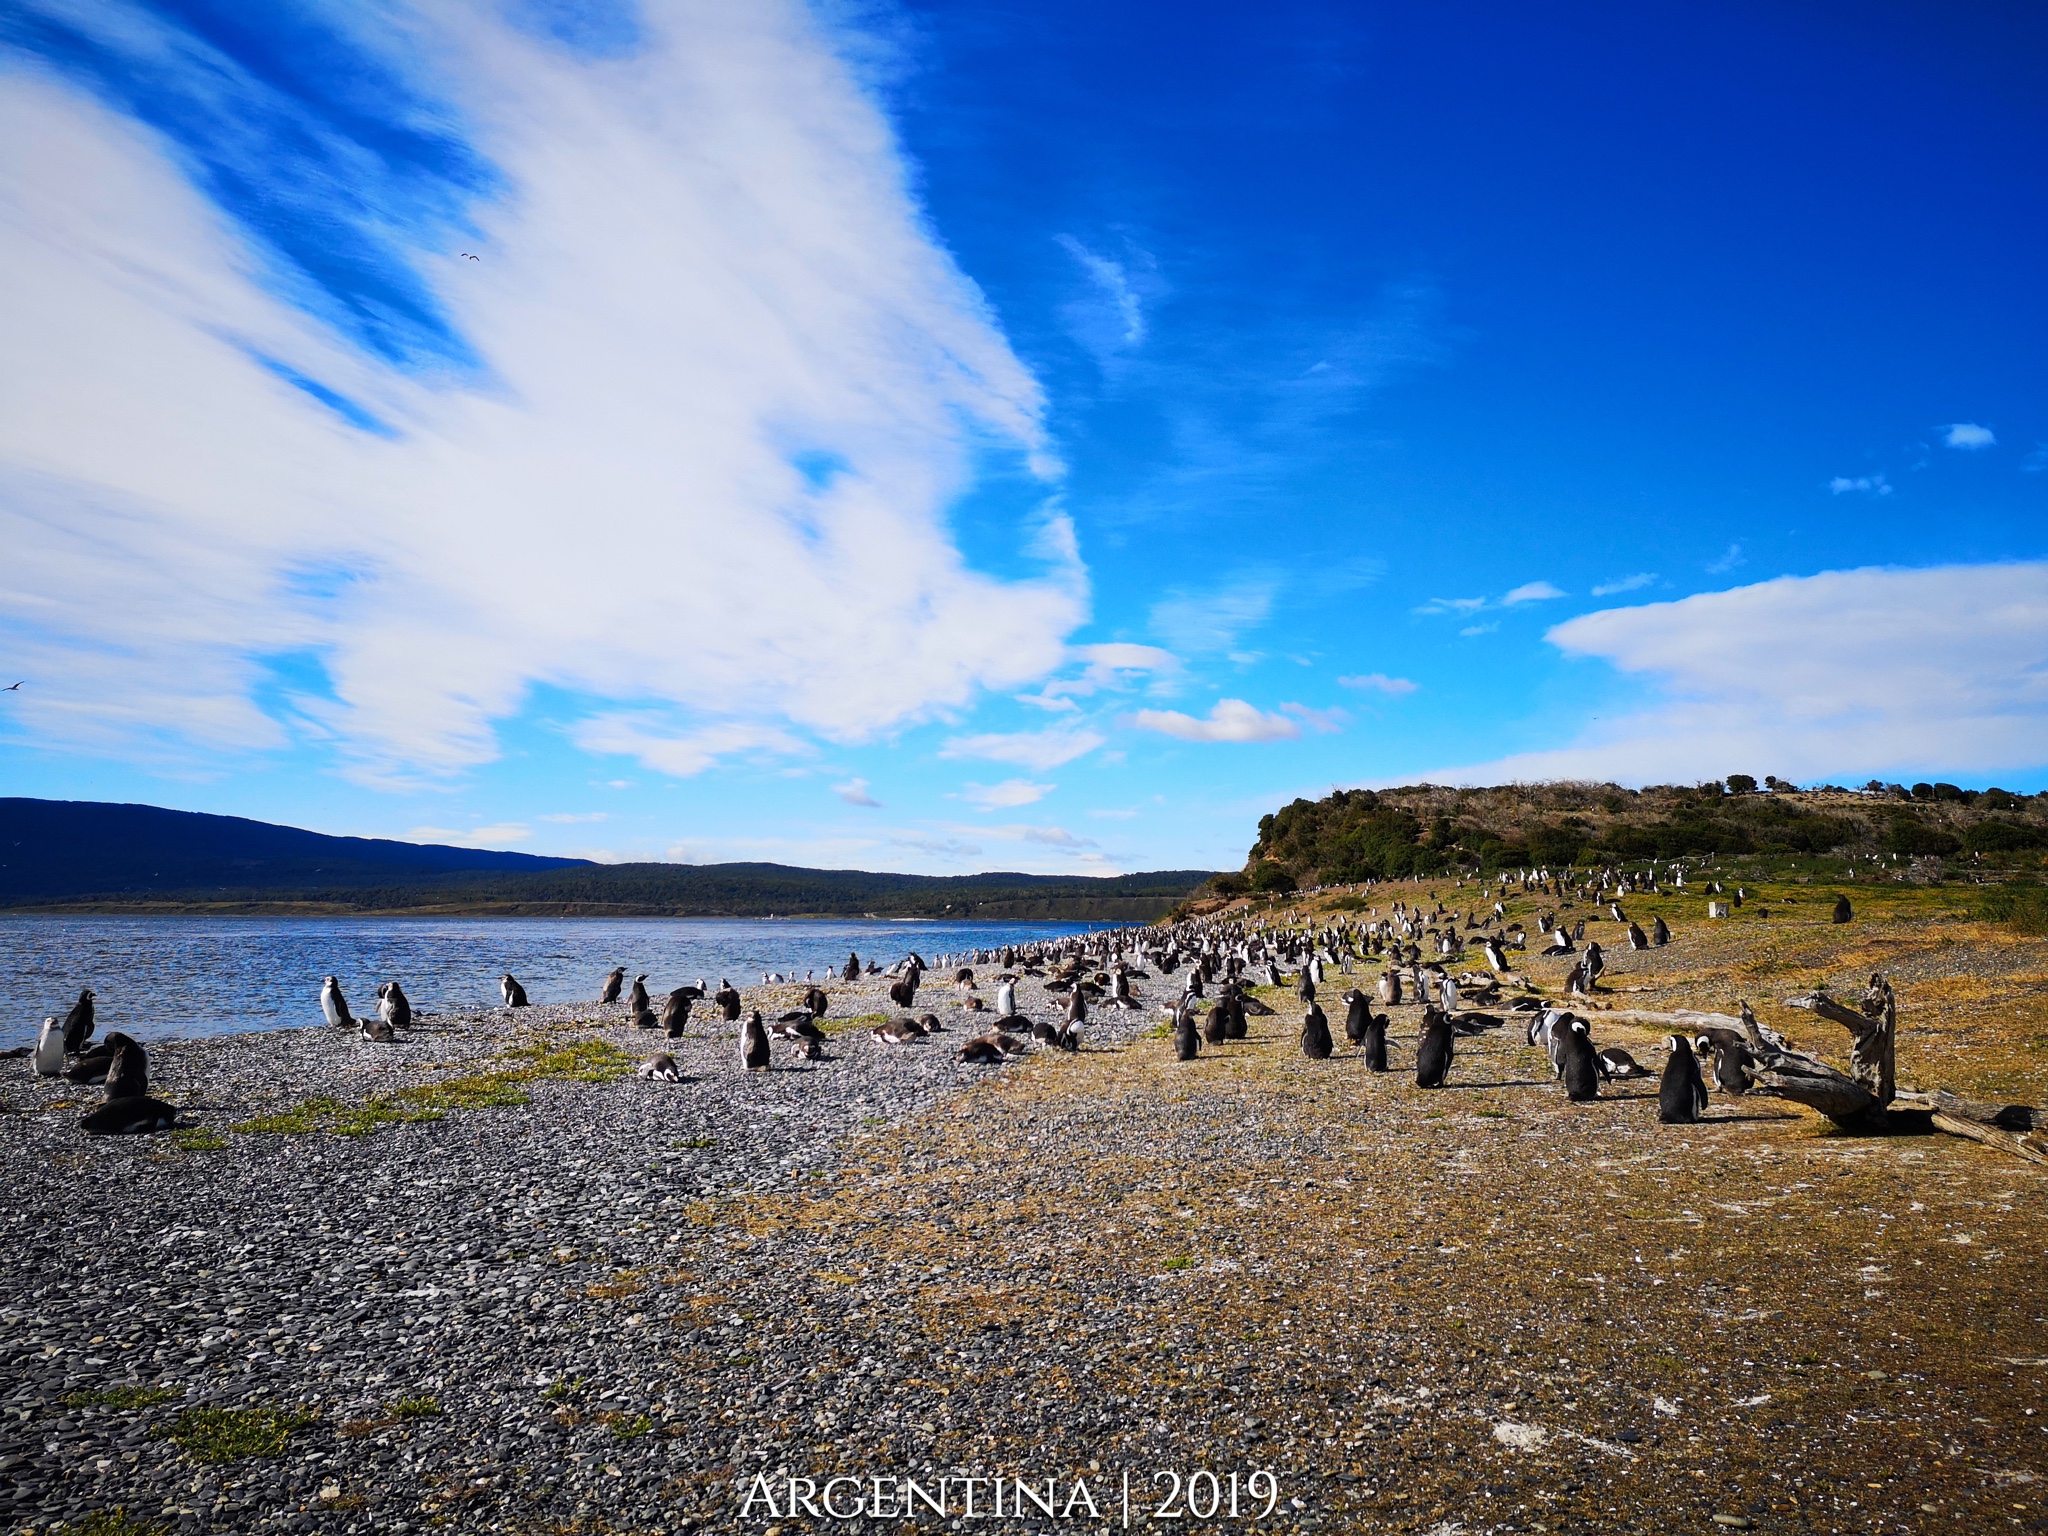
[388,1396,443,1419]
[56,1511,171,1536]
[604,1411,653,1439]
[169,1127,229,1153]
[164,1406,314,1463]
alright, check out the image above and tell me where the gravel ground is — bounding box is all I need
[3,892,2046,1536]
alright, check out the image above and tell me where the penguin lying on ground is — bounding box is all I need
[637,1053,685,1082]
[1597,1045,1652,1078]
[65,1031,142,1084]
[360,1014,398,1043]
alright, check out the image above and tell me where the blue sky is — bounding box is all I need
[2,0,2045,875]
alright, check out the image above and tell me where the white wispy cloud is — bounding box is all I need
[409,822,531,846]
[1707,544,1746,573]
[833,777,881,807]
[1421,562,2048,785]
[1017,641,1181,709]
[1502,580,1565,605]
[1943,423,1995,450]
[573,715,813,777]
[939,725,1105,772]
[0,2,1084,785]
[1128,699,1300,743]
[1337,672,1418,694]
[1829,474,1892,496]
[961,778,1053,809]
[1054,233,1153,361]
[1150,582,1276,654]
[1417,595,1488,615]
[1279,702,1348,733]
[537,811,608,824]
[1460,623,1498,637]
[1591,573,1657,597]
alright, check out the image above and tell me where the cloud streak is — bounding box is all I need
[1129,699,1301,743]
[0,1,1085,785]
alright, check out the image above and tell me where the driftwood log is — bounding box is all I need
[1585,981,2046,1166]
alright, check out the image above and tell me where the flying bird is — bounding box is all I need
[461,252,479,260]
[2,682,20,690]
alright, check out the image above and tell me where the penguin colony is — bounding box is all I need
[18,856,1757,1137]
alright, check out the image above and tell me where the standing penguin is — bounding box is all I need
[501,974,529,1009]
[715,980,744,1021]
[61,988,96,1053]
[995,980,1017,1020]
[842,952,861,982]
[1361,1009,1390,1072]
[1201,999,1229,1045]
[802,985,830,1019]
[377,981,413,1030]
[600,967,626,1004]
[1296,969,1317,1005]
[1626,921,1649,951]
[320,977,354,1028]
[34,1018,63,1076]
[1832,894,1853,924]
[1415,1006,1455,1088]
[1558,1018,1603,1102]
[1173,999,1201,1061]
[1657,1035,1709,1124]
[1300,1002,1333,1060]
[1223,986,1249,1040]
[739,1010,771,1070]
[1064,988,1087,1027]
[1710,1040,1755,1096]
[103,1037,148,1100]
[1582,941,1605,990]
[1378,969,1402,1006]
[1343,989,1372,1047]
[661,989,694,1037]
[627,974,651,1013]
[1651,915,1671,946]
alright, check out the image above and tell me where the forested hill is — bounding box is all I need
[0,799,1212,918]
[1222,779,2048,892]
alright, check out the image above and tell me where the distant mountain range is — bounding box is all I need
[0,799,1213,920]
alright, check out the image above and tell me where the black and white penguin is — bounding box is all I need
[1300,1002,1333,1060]
[34,1017,63,1076]
[842,952,861,982]
[958,1035,1006,1064]
[79,1095,180,1135]
[1361,1010,1390,1072]
[320,976,353,1028]
[1378,969,1402,1006]
[873,1017,924,1045]
[1710,1040,1755,1096]
[995,980,1017,1019]
[377,981,412,1030]
[61,988,95,1053]
[627,974,650,1013]
[802,985,830,1019]
[65,1031,141,1084]
[1200,1000,1228,1045]
[1483,937,1509,973]
[740,1010,772,1070]
[1558,1018,1603,1102]
[1651,915,1671,946]
[103,1036,148,1099]
[636,1052,684,1081]
[600,967,626,1004]
[1296,969,1316,1005]
[1583,941,1605,989]
[1415,1007,1455,1088]
[1343,989,1372,1047]
[661,989,694,1037]
[1173,1000,1201,1061]
[1597,1045,1650,1078]
[361,1014,397,1043]
[1627,921,1649,951]
[1832,894,1853,924]
[715,980,743,1022]
[1657,1035,1709,1123]
[501,974,529,1008]
[1064,988,1087,1027]
[631,1004,660,1030]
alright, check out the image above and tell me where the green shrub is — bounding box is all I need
[1979,883,2048,936]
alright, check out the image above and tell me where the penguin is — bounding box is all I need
[361,1014,397,1043]
[636,1053,684,1082]
[1583,941,1605,989]
[627,975,650,1013]
[600,967,626,1004]
[377,981,412,1030]
[1343,989,1372,1047]
[995,980,1017,1020]
[917,1011,946,1034]
[61,988,95,1053]
[1064,988,1087,1027]
[1173,1001,1201,1061]
[958,1036,1006,1064]
[1200,1000,1228,1045]
[79,1095,180,1135]
[1361,1009,1390,1072]
[802,985,830,1018]
[1558,1018,1603,1102]
[1597,1045,1650,1078]
[1415,1007,1455,1088]
[1378,969,1402,1006]
[715,981,743,1022]
[34,1018,63,1076]
[320,977,353,1028]
[1572,918,1587,942]
[631,1005,660,1030]
[772,1012,827,1041]
[740,1010,772,1070]
[501,974,529,1008]
[661,989,694,1037]
[1710,1040,1755,1096]
[787,1036,825,1062]
[65,1032,141,1083]
[872,1018,925,1045]
[1627,921,1649,951]
[1483,937,1509,973]
[1651,915,1671,946]
[1832,893,1853,925]
[1296,969,1316,1005]
[1300,1002,1333,1060]
[1657,1035,1709,1124]
[843,952,861,982]
[103,1036,148,1099]
[887,973,918,1009]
